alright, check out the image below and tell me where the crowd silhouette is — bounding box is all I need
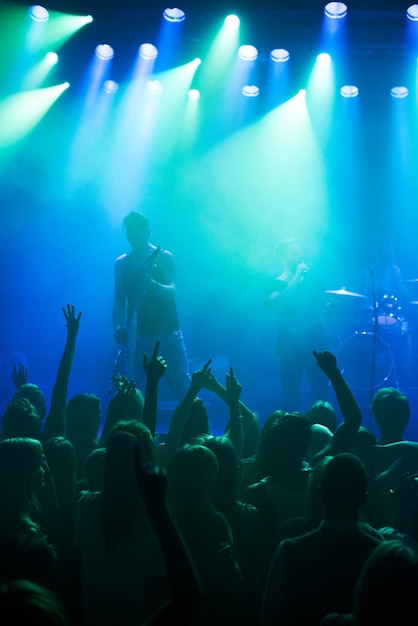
[2,303,418,625]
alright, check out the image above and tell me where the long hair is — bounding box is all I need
[101,421,154,553]
[0,438,44,542]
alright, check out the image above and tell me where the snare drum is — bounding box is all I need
[375,294,401,327]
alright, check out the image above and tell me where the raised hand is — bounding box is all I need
[312,349,339,378]
[190,358,212,393]
[143,341,167,385]
[12,363,28,389]
[62,303,82,339]
[225,367,242,405]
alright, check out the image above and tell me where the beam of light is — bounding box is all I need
[20,51,59,90]
[28,5,49,22]
[163,8,185,22]
[157,8,186,72]
[194,90,327,276]
[197,14,240,95]
[305,52,336,146]
[27,11,93,53]
[0,82,69,148]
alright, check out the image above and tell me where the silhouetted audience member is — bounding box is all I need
[306,400,337,434]
[261,453,382,626]
[371,387,410,444]
[0,438,59,592]
[74,420,167,626]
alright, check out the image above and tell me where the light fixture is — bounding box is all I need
[95,44,114,60]
[104,80,119,94]
[139,43,158,60]
[317,52,332,65]
[270,48,290,63]
[242,85,259,97]
[28,5,49,22]
[146,80,164,95]
[188,88,200,100]
[390,86,409,98]
[238,45,258,61]
[163,8,186,22]
[45,52,58,66]
[324,2,348,19]
[224,14,240,29]
[340,85,359,98]
[406,4,418,21]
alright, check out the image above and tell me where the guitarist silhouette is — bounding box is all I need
[113,211,191,400]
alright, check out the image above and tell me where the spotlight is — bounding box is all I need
[238,45,258,61]
[324,2,348,19]
[224,14,240,29]
[95,44,114,60]
[28,5,49,22]
[407,5,418,21]
[104,80,119,94]
[146,80,164,95]
[317,52,332,65]
[340,85,359,98]
[163,8,186,22]
[139,43,158,60]
[270,48,290,62]
[390,86,409,98]
[45,52,58,66]
[188,88,200,100]
[242,85,259,97]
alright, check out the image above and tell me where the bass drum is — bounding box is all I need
[337,332,393,390]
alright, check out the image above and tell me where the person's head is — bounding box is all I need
[84,447,106,492]
[42,437,77,507]
[305,455,332,526]
[370,387,410,442]
[319,452,368,520]
[0,438,45,529]
[123,211,150,249]
[258,411,312,478]
[0,579,70,626]
[66,393,101,445]
[275,238,304,270]
[1,398,42,440]
[202,435,240,513]
[353,540,418,626]
[167,443,219,514]
[100,387,144,446]
[102,421,155,551]
[306,400,337,434]
[180,398,210,446]
[12,384,47,422]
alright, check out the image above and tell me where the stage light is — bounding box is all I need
[238,45,258,61]
[28,5,49,22]
[45,52,58,66]
[95,44,114,60]
[317,52,332,65]
[242,85,259,97]
[139,43,158,60]
[224,14,240,29]
[390,86,409,98]
[104,80,119,94]
[340,85,359,97]
[324,2,348,18]
[146,79,164,95]
[188,88,200,100]
[270,48,290,63]
[163,8,186,22]
[407,5,418,21]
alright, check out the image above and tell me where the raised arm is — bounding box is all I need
[160,359,212,469]
[312,349,362,457]
[43,304,82,441]
[142,341,168,438]
[134,446,201,625]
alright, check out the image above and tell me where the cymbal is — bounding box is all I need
[403,279,418,283]
[409,301,418,305]
[325,289,366,299]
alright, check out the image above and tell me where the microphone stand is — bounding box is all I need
[369,266,378,430]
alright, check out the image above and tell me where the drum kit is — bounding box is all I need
[325,282,418,392]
